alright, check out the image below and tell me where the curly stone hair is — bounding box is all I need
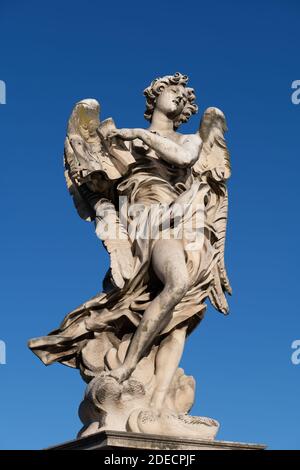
[143,72,198,129]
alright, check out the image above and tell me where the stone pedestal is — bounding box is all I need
[48,430,266,451]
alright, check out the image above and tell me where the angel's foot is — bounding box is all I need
[108,364,134,383]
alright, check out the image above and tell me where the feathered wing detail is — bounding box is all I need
[194,107,231,180]
[94,198,135,290]
[64,99,135,289]
[193,107,232,314]
[64,135,94,222]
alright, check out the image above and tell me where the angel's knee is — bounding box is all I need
[165,275,190,303]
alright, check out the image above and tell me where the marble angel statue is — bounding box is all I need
[29,73,232,439]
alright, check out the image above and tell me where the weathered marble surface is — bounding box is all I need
[29,73,232,440]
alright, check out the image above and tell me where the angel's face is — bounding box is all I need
[155,85,187,119]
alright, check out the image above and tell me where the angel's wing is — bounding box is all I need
[94,199,135,289]
[64,99,135,289]
[193,107,231,180]
[193,107,232,314]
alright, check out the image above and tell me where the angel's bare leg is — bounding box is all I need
[109,239,190,382]
[150,324,188,410]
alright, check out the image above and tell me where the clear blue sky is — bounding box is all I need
[0,0,299,450]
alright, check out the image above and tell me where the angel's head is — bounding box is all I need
[68,99,100,138]
[144,72,198,129]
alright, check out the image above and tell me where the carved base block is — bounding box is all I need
[48,430,266,451]
[77,371,218,440]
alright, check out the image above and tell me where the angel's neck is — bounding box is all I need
[149,109,175,134]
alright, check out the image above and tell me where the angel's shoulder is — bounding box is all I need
[178,132,202,145]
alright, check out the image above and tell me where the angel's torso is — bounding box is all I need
[116,138,196,206]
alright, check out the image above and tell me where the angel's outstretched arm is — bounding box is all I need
[109,128,201,168]
[137,129,201,167]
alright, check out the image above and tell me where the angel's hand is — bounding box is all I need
[107,128,143,142]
